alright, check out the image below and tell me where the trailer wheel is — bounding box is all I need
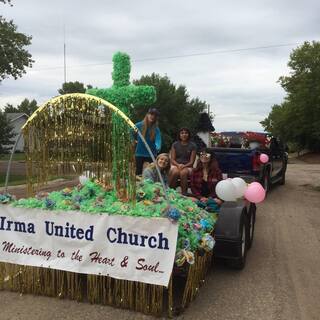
[247,203,256,249]
[231,214,249,270]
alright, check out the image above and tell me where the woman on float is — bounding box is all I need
[190,150,223,206]
[134,108,162,176]
[169,128,197,195]
[142,153,170,187]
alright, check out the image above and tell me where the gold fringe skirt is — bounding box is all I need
[0,251,212,317]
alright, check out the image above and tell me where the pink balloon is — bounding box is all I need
[244,182,266,203]
[250,182,261,187]
[260,153,269,163]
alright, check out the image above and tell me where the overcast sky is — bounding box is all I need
[1,0,319,131]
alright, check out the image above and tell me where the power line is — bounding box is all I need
[30,42,298,72]
[133,43,298,62]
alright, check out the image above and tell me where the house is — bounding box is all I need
[6,113,29,152]
[195,112,215,149]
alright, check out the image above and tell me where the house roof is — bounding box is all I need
[196,112,215,132]
[6,113,29,122]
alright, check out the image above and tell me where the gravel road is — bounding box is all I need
[1,161,320,320]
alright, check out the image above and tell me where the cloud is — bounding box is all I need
[1,0,319,132]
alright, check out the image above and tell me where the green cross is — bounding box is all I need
[87,52,156,115]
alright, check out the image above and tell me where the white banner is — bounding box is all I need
[0,205,178,287]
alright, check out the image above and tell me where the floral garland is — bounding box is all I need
[241,132,270,148]
[7,180,218,267]
[210,132,270,149]
[210,132,231,147]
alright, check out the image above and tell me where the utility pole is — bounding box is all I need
[63,24,66,84]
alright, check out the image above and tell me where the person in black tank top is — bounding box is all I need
[169,128,197,195]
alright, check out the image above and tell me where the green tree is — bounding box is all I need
[0,110,15,154]
[0,1,33,82]
[132,73,209,151]
[58,81,93,94]
[261,104,287,138]
[261,41,320,151]
[4,98,38,115]
[3,103,14,112]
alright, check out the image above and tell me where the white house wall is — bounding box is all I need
[11,118,26,152]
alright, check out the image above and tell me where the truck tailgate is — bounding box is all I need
[208,148,257,175]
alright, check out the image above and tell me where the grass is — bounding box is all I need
[0,174,26,187]
[0,174,76,188]
[0,153,25,161]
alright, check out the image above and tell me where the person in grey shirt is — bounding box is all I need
[142,153,170,187]
[169,128,197,195]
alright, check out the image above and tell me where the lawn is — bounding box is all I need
[0,174,26,187]
[0,174,77,188]
[0,153,26,161]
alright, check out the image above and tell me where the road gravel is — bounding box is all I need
[1,161,320,320]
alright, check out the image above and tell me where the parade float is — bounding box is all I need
[0,52,217,317]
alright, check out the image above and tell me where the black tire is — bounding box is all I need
[231,214,249,270]
[262,169,270,194]
[247,203,256,249]
[279,163,287,185]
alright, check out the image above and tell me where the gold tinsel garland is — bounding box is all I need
[23,94,136,200]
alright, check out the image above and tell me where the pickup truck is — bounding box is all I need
[208,132,288,192]
[205,132,287,269]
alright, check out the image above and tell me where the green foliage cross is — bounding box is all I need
[87,52,156,115]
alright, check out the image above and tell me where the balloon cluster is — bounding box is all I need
[215,177,266,204]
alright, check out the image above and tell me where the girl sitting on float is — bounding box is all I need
[142,153,170,187]
[169,128,197,195]
[190,150,223,209]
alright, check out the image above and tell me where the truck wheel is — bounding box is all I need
[279,163,287,185]
[231,214,249,270]
[263,170,270,194]
[247,204,256,249]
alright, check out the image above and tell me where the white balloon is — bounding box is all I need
[83,170,92,177]
[215,179,237,201]
[79,171,94,185]
[231,177,247,198]
[79,175,89,185]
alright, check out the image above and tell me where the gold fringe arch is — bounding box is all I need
[22,93,137,199]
